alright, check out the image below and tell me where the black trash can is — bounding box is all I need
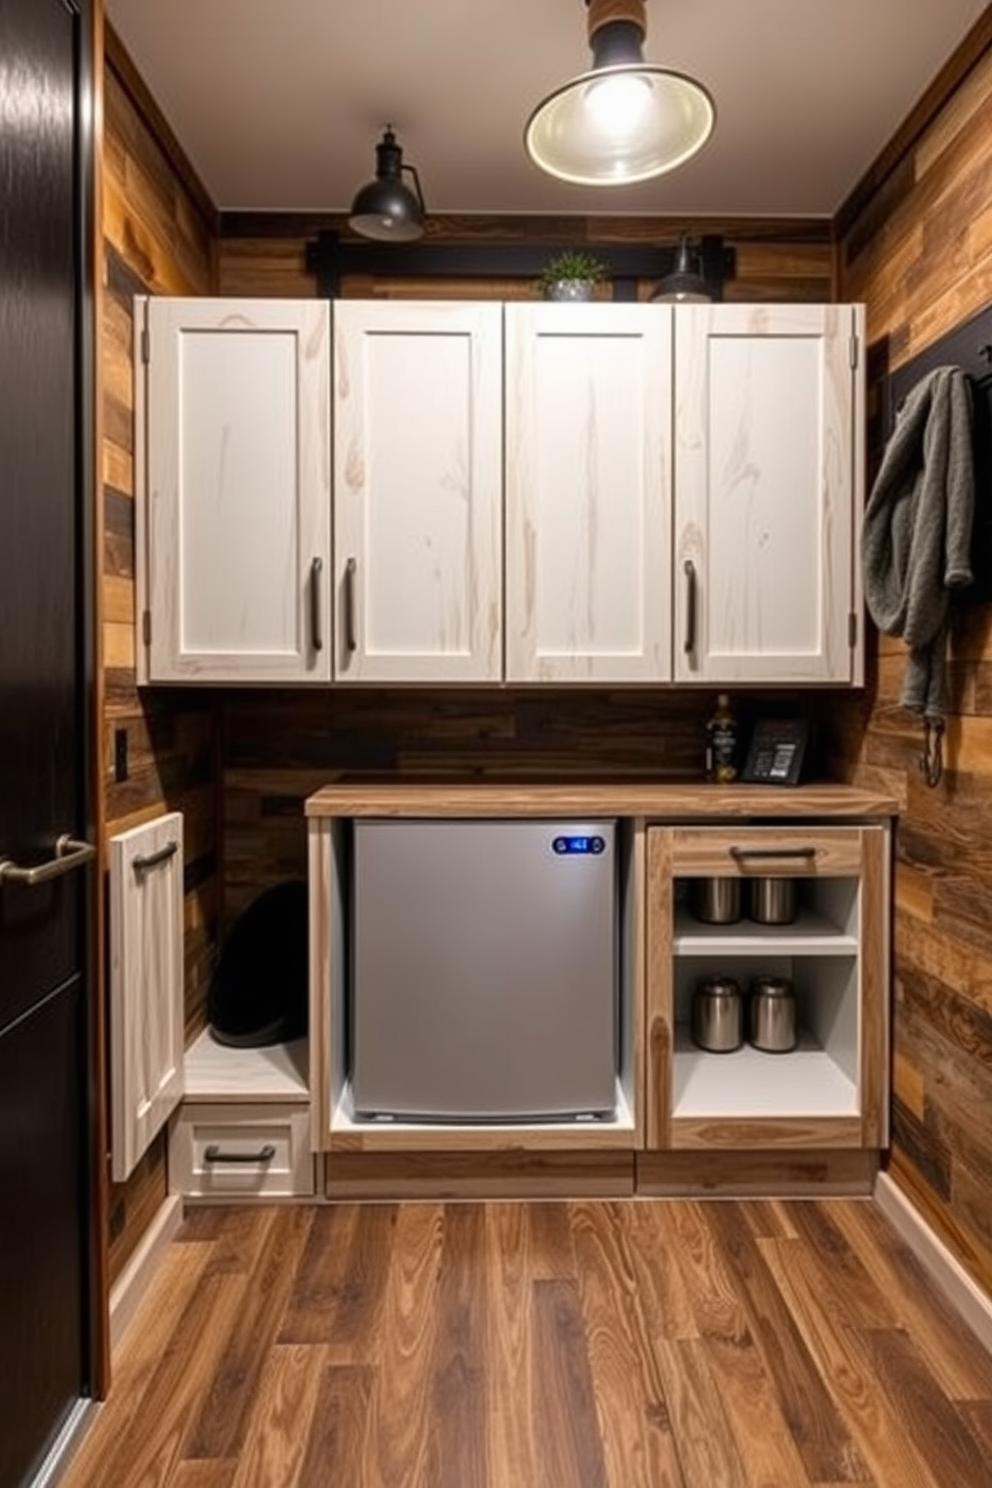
[208,879,309,1048]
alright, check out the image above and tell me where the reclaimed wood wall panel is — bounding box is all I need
[832,26,992,1301]
[216,214,833,304]
[102,31,219,1285]
[220,689,716,925]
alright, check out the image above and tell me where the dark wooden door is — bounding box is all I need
[0,0,96,1483]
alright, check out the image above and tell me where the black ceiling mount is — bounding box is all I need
[305,230,735,302]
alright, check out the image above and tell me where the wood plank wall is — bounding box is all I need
[101,30,220,1285]
[216,213,834,304]
[831,20,992,1300]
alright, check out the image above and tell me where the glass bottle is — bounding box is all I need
[706,693,739,783]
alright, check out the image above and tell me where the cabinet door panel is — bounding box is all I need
[142,298,331,683]
[675,304,862,684]
[506,304,673,683]
[333,301,503,682]
[109,812,185,1181]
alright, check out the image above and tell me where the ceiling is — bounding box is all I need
[105,0,989,220]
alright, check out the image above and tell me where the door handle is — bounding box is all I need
[344,557,358,653]
[132,841,179,873]
[683,559,697,655]
[310,556,324,653]
[0,834,96,888]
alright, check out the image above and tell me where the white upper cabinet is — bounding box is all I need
[136,295,865,690]
[138,297,332,683]
[333,300,503,682]
[505,303,674,683]
[673,304,864,685]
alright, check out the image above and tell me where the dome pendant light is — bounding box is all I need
[524,0,715,187]
[348,126,426,242]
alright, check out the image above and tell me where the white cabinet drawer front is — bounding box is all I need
[170,1103,315,1198]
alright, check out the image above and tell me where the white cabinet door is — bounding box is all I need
[673,303,864,685]
[109,812,185,1182]
[139,297,331,683]
[505,304,673,682]
[333,300,503,682]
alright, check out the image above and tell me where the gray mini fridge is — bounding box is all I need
[349,819,618,1121]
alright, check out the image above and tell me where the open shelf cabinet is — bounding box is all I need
[646,822,891,1151]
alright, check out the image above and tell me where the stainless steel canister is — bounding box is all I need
[748,876,798,925]
[691,976,744,1052]
[689,877,742,925]
[748,975,797,1052]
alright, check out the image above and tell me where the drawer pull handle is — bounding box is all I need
[310,555,324,653]
[132,841,179,873]
[344,557,358,653]
[683,558,696,655]
[203,1143,277,1164]
[729,846,817,862]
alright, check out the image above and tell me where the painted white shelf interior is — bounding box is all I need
[671,1026,858,1118]
[673,909,858,955]
[183,1027,309,1104]
[672,872,861,1119]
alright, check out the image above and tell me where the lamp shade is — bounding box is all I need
[349,128,425,242]
[651,235,712,302]
[525,0,714,186]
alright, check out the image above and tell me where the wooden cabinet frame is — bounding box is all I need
[646,820,890,1151]
[306,798,647,1155]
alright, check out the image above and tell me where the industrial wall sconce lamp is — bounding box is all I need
[651,233,734,301]
[651,234,710,301]
[349,126,426,241]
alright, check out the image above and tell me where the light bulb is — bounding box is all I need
[584,71,652,138]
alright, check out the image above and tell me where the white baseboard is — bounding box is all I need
[108,1194,184,1358]
[874,1171,992,1357]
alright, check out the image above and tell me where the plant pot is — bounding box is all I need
[544,278,596,302]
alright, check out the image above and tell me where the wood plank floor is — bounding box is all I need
[62,1198,992,1488]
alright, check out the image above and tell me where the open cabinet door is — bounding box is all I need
[109,812,185,1181]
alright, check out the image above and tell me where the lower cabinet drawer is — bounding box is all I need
[168,1102,316,1199]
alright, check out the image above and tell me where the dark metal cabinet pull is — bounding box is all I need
[0,834,95,888]
[203,1144,276,1164]
[310,556,324,652]
[344,557,358,652]
[683,559,696,655]
[132,841,179,873]
[729,846,817,862]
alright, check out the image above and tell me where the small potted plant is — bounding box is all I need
[537,249,609,301]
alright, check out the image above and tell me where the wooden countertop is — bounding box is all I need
[305,780,898,820]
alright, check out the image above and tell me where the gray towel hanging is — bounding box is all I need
[862,363,975,786]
